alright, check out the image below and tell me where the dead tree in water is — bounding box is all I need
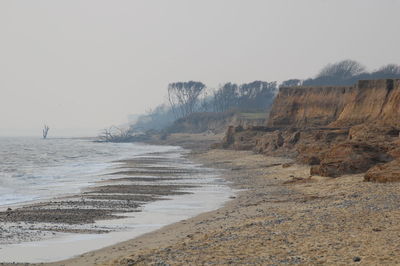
[43,125,50,139]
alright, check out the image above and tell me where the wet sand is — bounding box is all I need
[48,134,400,265]
[0,153,192,234]
[0,144,233,264]
[3,133,400,265]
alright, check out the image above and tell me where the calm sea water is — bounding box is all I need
[0,137,179,206]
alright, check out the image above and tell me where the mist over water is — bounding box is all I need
[0,137,179,206]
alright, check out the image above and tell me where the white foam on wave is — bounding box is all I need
[0,137,180,207]
[0,139,235,263]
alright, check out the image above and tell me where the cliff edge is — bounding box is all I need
[267,85,356,127]
[268,79,400,128]
[222,79,400,182]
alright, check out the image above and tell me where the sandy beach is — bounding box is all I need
[2,1,399,265]
[10,133,391,265]
[0,139,233,264]
[1,134,399,265]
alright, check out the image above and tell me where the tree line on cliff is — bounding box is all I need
[291,60,400,87]
[131,60,400,133]
[100,59,400,141]
[131,80,277,133]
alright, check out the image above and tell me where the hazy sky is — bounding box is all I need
[1,0,399,136]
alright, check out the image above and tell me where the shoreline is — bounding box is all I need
[2,133,400,265]
[39,134,292,265]
[50,134,400,265]
[0,139,234,264]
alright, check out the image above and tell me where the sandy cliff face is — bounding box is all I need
[267,86,357,127]
[222,79,400,182]
[333,79,400,127]
[268,79,400,128]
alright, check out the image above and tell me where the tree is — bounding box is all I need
[212,81,277,112]
[280,79,302,87]
[98,126,132,142]
[238,81,277,110]
[303,59,367,86]
[317,59,366,79]
[132,104,176,132]
[42,125,49,139]
[212,83,239,112]
[168,81,206,118]
[369,64,400,79]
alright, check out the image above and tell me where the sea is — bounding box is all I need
[0,137,234,263]
[0,137,180,206]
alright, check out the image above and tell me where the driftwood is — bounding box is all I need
[98,126,133,142]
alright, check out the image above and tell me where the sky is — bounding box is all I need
[1,0,399,137]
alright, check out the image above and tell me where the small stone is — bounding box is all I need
[282,163,294,168]
[353,256,361,262]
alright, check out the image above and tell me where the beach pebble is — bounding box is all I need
[353,256,361,262]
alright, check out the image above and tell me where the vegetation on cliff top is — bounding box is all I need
[301,60,400,86]
[101,59,400,141]
[129,80,278,134]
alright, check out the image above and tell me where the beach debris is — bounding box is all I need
[282,163,294,168]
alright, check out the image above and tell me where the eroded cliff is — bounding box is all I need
[222,79,400,182]
[268,79,400,128]
[333,79,400,127]
[267,86,357,127]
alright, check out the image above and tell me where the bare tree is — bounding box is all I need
[42,125,49,139]
[130,104,176,132]
[371,64,400,77]
[238,81,277,110]
[303,59,367,86]
[317,59,366,79]
[168,81,206,119]
[280,79,302,87]
[212,81,277,112]
[98,126,132,142]
[212,83,239,112]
